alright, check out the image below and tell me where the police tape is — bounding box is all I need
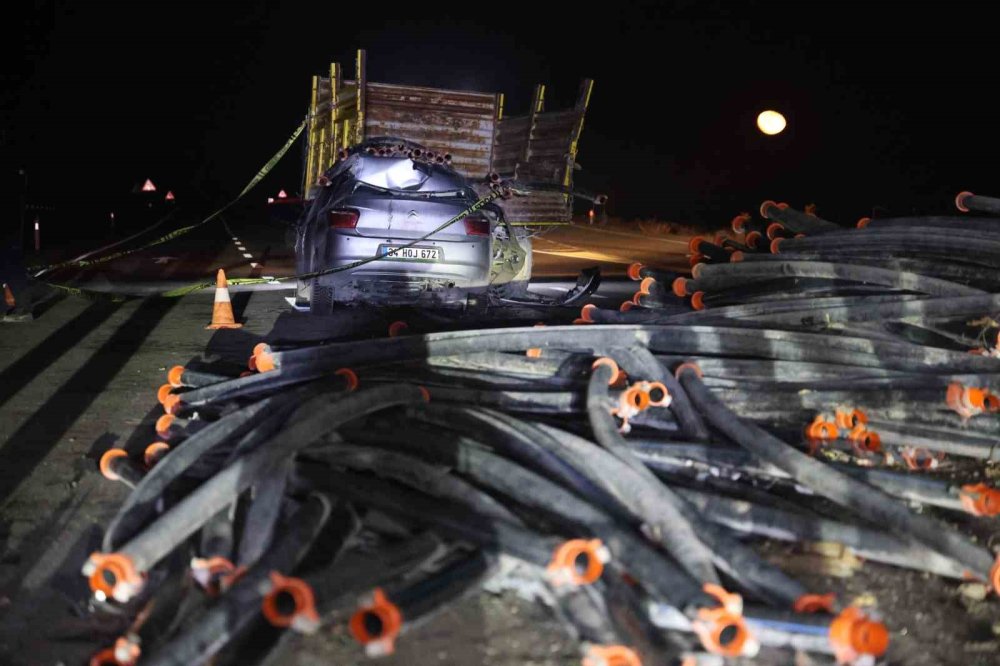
[32,120,307,277]
[160,188,508,298]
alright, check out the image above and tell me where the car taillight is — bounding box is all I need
[328,209,359,229]
[462,214,490,236]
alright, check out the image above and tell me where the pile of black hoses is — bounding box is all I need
[83,194,1000,666]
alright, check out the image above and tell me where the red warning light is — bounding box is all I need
[141,179,157,192]
[165,191,176,201]
[277,189,288,198]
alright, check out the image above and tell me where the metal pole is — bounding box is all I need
[17,169,26,251]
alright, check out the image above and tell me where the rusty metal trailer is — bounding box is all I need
[301,49,594,227]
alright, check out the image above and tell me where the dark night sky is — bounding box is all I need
[5,1,1000,232]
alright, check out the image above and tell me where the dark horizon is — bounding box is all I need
[5,1,999,235]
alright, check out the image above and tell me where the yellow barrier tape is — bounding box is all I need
[34,121,306,275]
[161,188,506,298]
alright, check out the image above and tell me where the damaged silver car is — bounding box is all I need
[294,140,509,313]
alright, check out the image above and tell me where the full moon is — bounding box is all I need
[757,110,786,135]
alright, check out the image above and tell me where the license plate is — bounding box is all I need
[379,245,442,262]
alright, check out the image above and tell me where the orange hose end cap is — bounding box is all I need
[849,426,881,453]
[759,200,777,218]
[335,368,359,392]
[581,303,598,322]
[99,449,128,482]
[955,190,974,213]
[690,291,705,310]
[167,365,185,388]
[834,407,867,430]
[639,277,656,296]
[793,593,836,614]
[691,263,705,279]
[731,213,750,234]
[156,384,173,405]
[247,354,258,371]
[252,342,268,357]
[674,361,703,380]
[592,358,621,386]
[144,442,170,468]
[262,572,320,632]
[672,277,688,298]
[629,291,642,306]
[256,350,276,373]
[191,556,237,596]
[619,387,651,416]
[687,253,706,267]
[965,386,989,410]
[770,237,783,254]
[765,222,784,240]
[547,538,608,587]
[526,348,543,357]
[619,301,634,312]
[162,393,182,415]
[86,552,144,603]
[349,588,403,656]
[572,318,591,325]
[991,555,1000,595]
[113,636,141,665]
[856,217,871,229]
[627,262,643,281]
[388,321,408,337]
[829,607,889,662]
[745,230,761,248]
[89,648,119,666]
[960,483,1000,517]
[155,414,175,438]
[694,584,750,657]
[688,236,705,254]
[730,251,744,263]
[642,381,671,407]
[582,644,642,666]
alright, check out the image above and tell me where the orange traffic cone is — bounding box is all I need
[3,283,14,310]
[206,269,243,329]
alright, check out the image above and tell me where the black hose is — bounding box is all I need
[676,364,996,579]
[141,494,341,666]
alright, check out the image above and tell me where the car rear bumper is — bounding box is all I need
[314,231,490,305]
[321,231,489,284]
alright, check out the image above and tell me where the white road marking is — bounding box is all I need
[242,253,253,259]
[250,262,259,268]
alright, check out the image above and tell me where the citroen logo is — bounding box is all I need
[408,210,418,218]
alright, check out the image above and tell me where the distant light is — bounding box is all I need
[34,221,39,231]
[141,178,157,192]
[165,190,176,201]
[756,110,786,136]
[267,197,275,204]
[277,189,288,198]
